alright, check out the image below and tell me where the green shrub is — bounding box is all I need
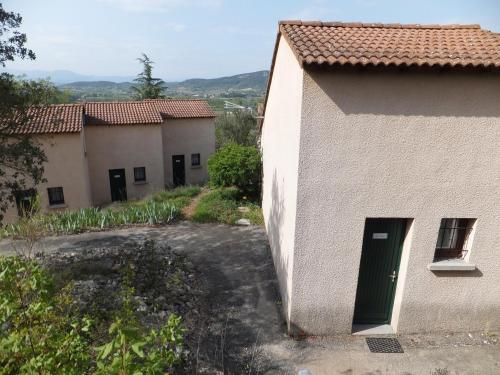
[0,254,186,375]
[0,256,93,374]
[207,143,262,197]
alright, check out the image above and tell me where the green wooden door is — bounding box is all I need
[353,219,406,324]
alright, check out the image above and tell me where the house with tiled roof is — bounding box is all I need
[260,21,500,336]
[4,99,215,222]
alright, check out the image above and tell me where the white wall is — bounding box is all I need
[290,69,500,334]
[162,118,215,187]
[261,36,304,326]
[85,124,164,205]
[3,132,92,223]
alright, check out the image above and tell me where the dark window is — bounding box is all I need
[134,167,146,182]
[434,218,475,260]
[15,189,37,217]
[47,187,65,206]
[191,153,200,166]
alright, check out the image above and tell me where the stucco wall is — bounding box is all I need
[3,132,92,223]
[162,118,215,187]
[261,35,304,324]
[85,124,164,205]
[290,69,500,334]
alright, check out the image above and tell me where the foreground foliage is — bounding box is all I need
[192,187,263,225]
[0,250,185,375]
[208,143,262,197]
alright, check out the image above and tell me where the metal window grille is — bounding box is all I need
[191,153,200,166]
[434,218,474,260]
[47,187,65,206]
[134,167,146,182]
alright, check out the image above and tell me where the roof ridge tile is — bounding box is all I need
[279,20,483,30]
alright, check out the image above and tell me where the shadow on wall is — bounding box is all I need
[431,269,483,278]
[266,169,290,318]
[309,70,500,118]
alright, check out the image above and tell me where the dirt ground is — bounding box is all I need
[0,222,498,374]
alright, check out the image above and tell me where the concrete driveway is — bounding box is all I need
[0,222,498,374]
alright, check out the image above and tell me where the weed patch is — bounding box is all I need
[192,188,263,225]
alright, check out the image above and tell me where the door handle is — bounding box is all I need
[389,270,397,282]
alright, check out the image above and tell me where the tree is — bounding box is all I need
[0,4,58,223]
[131,53,166,99]
[215,110,257,148]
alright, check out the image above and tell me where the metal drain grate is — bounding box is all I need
[366,337,404,353]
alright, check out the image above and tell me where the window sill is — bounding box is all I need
[427,259,476,271]
[190,165,202,169]
[133,181,148,185]
[49,203,67,209]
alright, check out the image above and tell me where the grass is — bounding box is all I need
[1,186,202,238]
[191,187,263,225]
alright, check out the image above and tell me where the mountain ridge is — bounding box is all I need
[57,70,269,102]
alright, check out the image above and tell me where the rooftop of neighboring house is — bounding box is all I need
[12,99,216,134]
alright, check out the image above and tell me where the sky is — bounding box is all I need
[3,0,500,80]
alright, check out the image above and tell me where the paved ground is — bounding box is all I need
[1,222,499,374]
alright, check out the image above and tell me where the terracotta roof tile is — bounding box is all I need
[13,104,83,134]
[11,100,215,134]
[147,99,216,119]
[279,21,500,69]
[84,101,163,125]
[85,99,215,125]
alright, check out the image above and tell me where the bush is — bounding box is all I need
[0,256,93,374]
[207,143,262,197]
[0,254,185,375]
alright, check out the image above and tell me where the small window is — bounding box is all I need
[47,187,65,206]
[134,167,146,182]
[191,153,200,166]
[434,218,475,261]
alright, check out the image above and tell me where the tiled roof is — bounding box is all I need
[84,101,164,125]
[279,21,500,69]
[85,99,216,125]
[148,99,216,119]
[9,99,215,134]
[12,104,84,134]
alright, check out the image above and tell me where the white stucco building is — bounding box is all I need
[261,21,500,335]
[4,99,215,222]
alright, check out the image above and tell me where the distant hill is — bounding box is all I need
[58,71,269,102]
[5,69,134,84]
[171,70,269,96]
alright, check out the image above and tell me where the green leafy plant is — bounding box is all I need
[0,256,92,375]
[207,143,262,197]
[95,262,185,375]
[0,247,187,374]
[95,315,184,375]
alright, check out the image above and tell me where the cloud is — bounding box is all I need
[99,0,223,12]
